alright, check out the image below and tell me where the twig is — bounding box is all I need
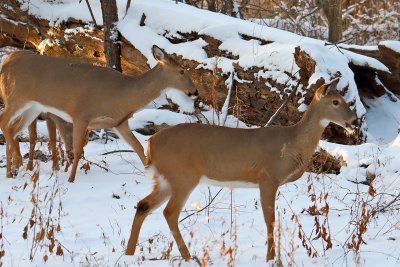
[80,0,98,27]
[101,149,135,156]
[113,252,125,267]
[221,71,235,126]
[193,107,210,125]
[265,78,301,127]
[179,188,223,223]
[375,192,400,213]
[82,156,109,172]
[125,0,131,17]
[169,255,201,266]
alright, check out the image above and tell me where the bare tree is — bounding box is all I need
[100,0,122,72]
[317,0,342,43]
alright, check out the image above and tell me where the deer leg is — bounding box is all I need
[259,182,278,262]
[163,185,194,260]
[0,105,36,176]
[6,142,13,178]
[5,123,23,176]
[58,120,73,159]
[67,122,88,183]
[58,121,74,164]
[9,109,41,175]
[12,135,23,173]
[113,120,147,166]
[0,113,12,178]
[45,118,60,171]
[2,121,19,178]
[2,123,21,177]
[49,114,73,156]
[27,119,37,171]
[126,182,170,255]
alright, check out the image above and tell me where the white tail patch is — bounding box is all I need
[320,119,330,127]
[9,102,35,126]
[144,165,157,180]
[145,165,170,191]
[9,101,73,138]
[10,101,73,126]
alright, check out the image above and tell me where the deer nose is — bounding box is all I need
[188,90,198,98]
[351,119,360,128]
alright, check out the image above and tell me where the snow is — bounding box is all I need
[2,120,400,266]
[338,43,379,51]
[341,49,390,73]
[118,0,373,121]
[379,40,400,53]
[164,88,196,114]
[363,95,400,144]
[1,0,400,266]
[17,0,389,121]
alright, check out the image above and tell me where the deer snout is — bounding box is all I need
[351,119,360,128]
[188,89,199,99]
[344,118,359,132]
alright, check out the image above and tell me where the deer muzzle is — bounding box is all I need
[188,89,199,99]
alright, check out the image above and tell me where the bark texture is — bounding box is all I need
[100,0,122,72]
[318,0,343,43]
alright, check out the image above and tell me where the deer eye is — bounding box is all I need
[180,70,184,75]
[333,100,339,106]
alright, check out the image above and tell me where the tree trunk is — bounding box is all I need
[207,0,216,12]
[100,0,122,72]
[318,0,342,43]
[327,0,342,43]
[221,0,241,18]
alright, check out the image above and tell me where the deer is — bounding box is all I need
[0,45,198,182]
[1,102,73,177]
[125,78,359,262]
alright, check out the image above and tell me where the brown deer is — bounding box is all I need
[125,78,359,262]
[0,45,198,182]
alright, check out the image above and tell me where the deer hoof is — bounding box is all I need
[26,162,34,171]
[12,168,19,177]
[52,163,60,171]
[266,251,276,262]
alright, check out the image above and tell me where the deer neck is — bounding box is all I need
[292,102,326,156]
[121,67,171,111]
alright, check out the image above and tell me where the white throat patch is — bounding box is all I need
[320,119,330,127]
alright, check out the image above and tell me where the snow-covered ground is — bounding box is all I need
[1,0,400,266]
[1,105,400,267]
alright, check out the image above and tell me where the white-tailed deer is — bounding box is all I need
[2,108,73,177]
[125,78,359,262]
[0,45,198,182]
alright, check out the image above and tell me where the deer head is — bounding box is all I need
[314,78,359,131]
[152,45,198,99]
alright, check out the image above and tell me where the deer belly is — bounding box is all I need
[89,116,118,129]
[199,176,259,188]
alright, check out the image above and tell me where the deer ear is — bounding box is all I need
[325,78,340,94]
[152,45,166,65]
[316,84,328,100]
[316,78,340,99]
